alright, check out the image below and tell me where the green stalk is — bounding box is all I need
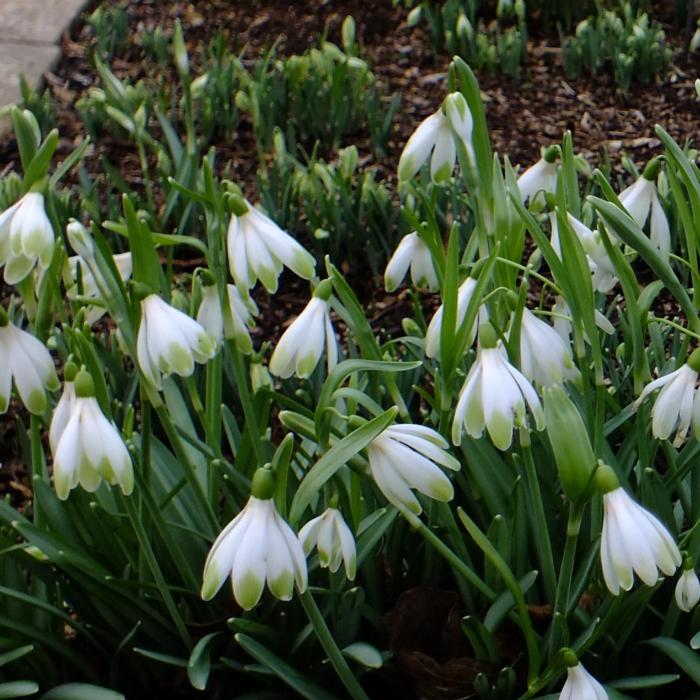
[520,443,557,604]
[122,494,191,648]
[154,404,218,534]
[298,589,370,700]
[229,342,265,465]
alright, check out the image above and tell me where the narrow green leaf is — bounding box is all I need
[646,637,700,684]
[0,681,38,698]
[41,684,124,700]
[187,633,220,690]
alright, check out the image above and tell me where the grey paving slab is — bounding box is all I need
[0,41,60,107]
[0,0,88,45]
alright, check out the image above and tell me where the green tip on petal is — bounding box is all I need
[169,343,194,376]
[432,161,452,184]
[201,565,222,601]
[26,389,47,415]
[236,571,264,610]
[268,570,294,601]
[488,412,513,451]
[296,352,318,379]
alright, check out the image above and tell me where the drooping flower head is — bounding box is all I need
[596,464,681,595]
[226,196,315,294]
[384,232,438,292]
[424,277,479,359]
[675,556,700,613]
[559,650,608,700]
[137,292,217,389]
[517,308,580,387]
[50,369,133,500]
[517,146,559,205]
[367,423,460,515]
[618,158,670,261]
[634,348,700,447]
[398,92,473,184]
[201,467,308,609]
[0,192,54,285]
[269,280,337,379]
[196,276,258,353]
[298,506,356,580]
[452,323,544,450]
[0,308,59,414]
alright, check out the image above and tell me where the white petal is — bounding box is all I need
[398,112,443,181]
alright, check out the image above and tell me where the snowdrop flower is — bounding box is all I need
[424,277,478,359]
[0,192,54,284]
[559,652,608,700]
[201,468,307,609]
[675,558,700,612]
[50,369,133,500]
[384,233,438,292]
[65,252,132,324]
[367,423,460,515]
[517,308,580,387]
[550,212,618,294]
[618,158,670,260]
[269,280,337,379]
[0,310,59,414]
[517,147,558,204]
[226,197,315,294]
[49,362,78,454]
[196,279,258,353]
[452,324,544,450]
[634,349,700,447]
[137,293,217,389]
[298,507,356,579]
[398,92,473,184]
[596,464,681,596]
[552,295,614,344]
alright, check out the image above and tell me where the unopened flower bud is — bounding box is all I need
[543,384,595,501]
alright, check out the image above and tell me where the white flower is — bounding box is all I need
[65,252,132,324]
[298,507,356,579]
[367,424,460,515]
[619,171,670,260]
[196,283,258,353]
[517,308,580,387]
[0,318,59,414]
[424,277,478,359]
[552,295,614,344]
[517,157,558,204]
[452,327,544,450]
[50,371,133,500]
[269,294,337,379]
[600,482,681,595]
[201,495,308,609]
[0,192,54,284]
[675,566,700,612]
[559,662,608,700]
[635,355,700,447]
[227,202,315,293]
[49,376,76,454]
[384,233,438,292]
[550,212,618,294]
[137,294,217,389]
[398,93,473,184]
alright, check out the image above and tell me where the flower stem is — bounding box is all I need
[228,342,265,466]
[298,589,370,700]
[520,443,557,604]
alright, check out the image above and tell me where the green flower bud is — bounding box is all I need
[543,384,596,502]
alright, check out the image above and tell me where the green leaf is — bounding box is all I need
[50,138,91,187]
[289,407,398,525]
[11,108,38,173]
[0,644,33,668]
[41,684,124,700]
[646,637,700,684]
[342,642,383,669]
[484,571,538,632]
[0,681,38,698]
[133,648,188,668]
[609,674,680,690]
[236,634,337,700]
[24,129,58,187]
[187,633,220,690]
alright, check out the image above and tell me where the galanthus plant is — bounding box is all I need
[1,53,700,700]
